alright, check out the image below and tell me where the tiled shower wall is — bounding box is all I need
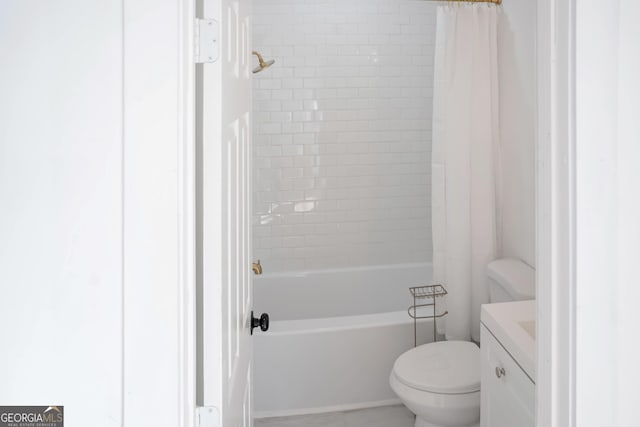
[252,0,436,272]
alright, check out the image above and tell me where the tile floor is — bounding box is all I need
[254,405,415,427]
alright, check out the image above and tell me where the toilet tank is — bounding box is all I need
[487,258,535,303]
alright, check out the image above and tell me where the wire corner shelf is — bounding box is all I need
[408,284,448,347]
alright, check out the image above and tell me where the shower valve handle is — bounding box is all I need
[251,311,270,335]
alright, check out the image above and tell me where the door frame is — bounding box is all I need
[177,0,197,424]
[170,0,580,425]
[122,0,197,425]
[536,0,576,426]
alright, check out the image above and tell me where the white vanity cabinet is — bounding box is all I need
[480,324,535,427]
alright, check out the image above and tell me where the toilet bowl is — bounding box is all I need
[390,258,535,427]
[390,341,480,427]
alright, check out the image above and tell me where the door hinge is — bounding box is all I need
[195,19,219,64]
[196,406,220,427]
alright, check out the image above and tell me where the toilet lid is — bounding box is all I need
[393,341,480,394]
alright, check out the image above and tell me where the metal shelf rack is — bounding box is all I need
[408,284,448,347]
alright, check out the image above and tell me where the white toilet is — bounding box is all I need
[390,258,535,427]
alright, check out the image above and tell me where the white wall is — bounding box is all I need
[576,0,640,425]
[251,0,436,272]
[498,0,537,268]
[0,1,194,426]
[0,1,123,424]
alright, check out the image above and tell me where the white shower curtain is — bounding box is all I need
[431,4,500,342]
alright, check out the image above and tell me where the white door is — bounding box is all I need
[198,0,255,425]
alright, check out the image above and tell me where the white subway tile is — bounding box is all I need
[282,167,304,179]
[282,236,305,248]
[292,111,314,122]
[271,90,293,101]
[256,146,282,157]
[270,134,293,145]
[281,145,304,156]
[281,100,304,111]
[281,122,304,133]
[294,134,317,145]
[293,89,314,100]
[259,79,282,90]
[294,67,317,78]
[253,0,434,272]
[270,112,293,122]
[253,90,272,101]
[269,157,294,168]
[259,122,282,134]
[282,78,304,89]
[257,100,282,112]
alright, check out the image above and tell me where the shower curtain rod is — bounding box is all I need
[426,0,502,4]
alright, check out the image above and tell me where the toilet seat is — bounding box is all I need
[392,341,480,394]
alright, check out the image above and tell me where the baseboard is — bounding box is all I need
[254,398,402,419]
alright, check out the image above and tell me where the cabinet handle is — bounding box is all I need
[495,366,506,378]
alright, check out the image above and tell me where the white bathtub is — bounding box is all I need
[253,262,441,418]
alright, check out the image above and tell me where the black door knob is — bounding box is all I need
[251,311,269,335]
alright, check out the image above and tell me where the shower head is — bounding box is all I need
[252,51,275,74]
[253,59,275,73]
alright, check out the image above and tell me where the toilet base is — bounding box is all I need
[415,417,479,427]
[390,372,480,427]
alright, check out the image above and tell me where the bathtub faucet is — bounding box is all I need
[252,260,263,275]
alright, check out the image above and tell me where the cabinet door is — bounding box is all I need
[481,325,535,427]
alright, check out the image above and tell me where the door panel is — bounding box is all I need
[199,0,252,425]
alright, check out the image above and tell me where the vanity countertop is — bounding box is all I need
[481,300,536,380]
